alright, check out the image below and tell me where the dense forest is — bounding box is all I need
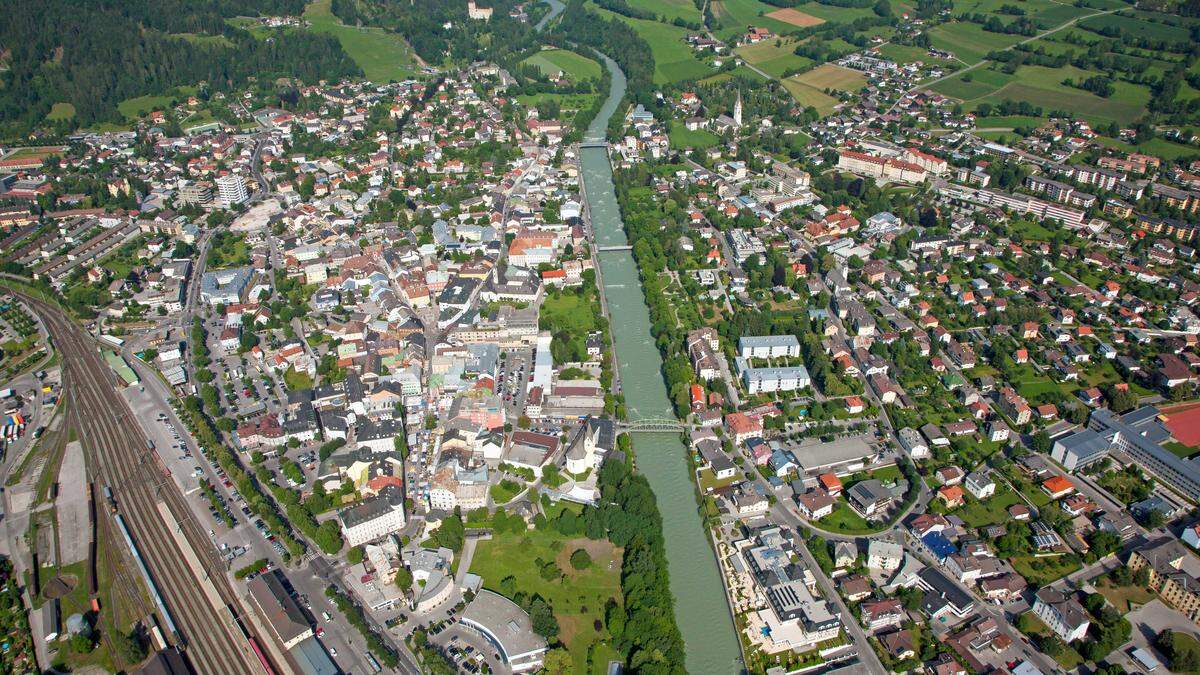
[0,0,360,134]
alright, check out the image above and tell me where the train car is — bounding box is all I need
[103,485,116,513]
[364,651,382,673]
[150,625,166,651]
[248,637,277,675]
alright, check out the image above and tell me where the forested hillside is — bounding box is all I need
[330,0,538,65]
[0,0,361,134]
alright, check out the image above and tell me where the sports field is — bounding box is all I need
[523,48,603,82]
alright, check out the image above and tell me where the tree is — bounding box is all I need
[570,548,593,570]
[347,546,365,565]
[111,627,147,664]
[541,648,572,674]
[1031,430,1051,454]
[394,566,413,590]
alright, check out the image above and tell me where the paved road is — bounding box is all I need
[10,288,269,674]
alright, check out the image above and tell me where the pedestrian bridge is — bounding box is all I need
[617,417,688,433]
[597,245,633,252]
[580,141,609,149]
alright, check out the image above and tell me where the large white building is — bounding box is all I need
[742,365,811,394]
[739,335,801,359]
[217,173,249,206]
[1032,588,1091,643]
[339,486,406,547]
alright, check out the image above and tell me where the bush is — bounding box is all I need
[570,548,592,570]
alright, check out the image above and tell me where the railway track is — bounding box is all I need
[17,291,269,675]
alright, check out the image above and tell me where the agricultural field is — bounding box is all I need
[590,3,715,83]
[302,0,417,82]
[766,7,825,27]
[1078,11,1193,42]
[931,62,1150,126]
[734,38,814,78]
[523,48,603,82]
[926,21,1024,64]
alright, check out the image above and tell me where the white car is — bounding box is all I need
[329,648,338,657]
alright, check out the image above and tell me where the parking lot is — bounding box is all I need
[498,349,532,419]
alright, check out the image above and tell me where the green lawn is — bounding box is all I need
[303,0,417,82]
[930,67,1014,100]
[951,485,1023,528]
[815,500,888,534]
[782,76,840,114]
[668,121,722,149]
[523,48,602,82]
[1010,554,1081,586]
[284,367,314,391]
[1096,578,1156,613]
[541,291,598,335]
[469,528,623,673]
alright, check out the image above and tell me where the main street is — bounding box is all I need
[9,288,270,674]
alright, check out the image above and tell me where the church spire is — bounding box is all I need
[733,89,743,128]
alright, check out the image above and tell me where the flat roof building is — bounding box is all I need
[460,590,548,672]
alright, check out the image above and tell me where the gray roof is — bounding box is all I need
[460,590,548,661]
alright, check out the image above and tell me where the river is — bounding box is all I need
[579,54,743,674]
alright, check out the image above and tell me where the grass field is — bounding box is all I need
[734,38,814,77]
[1010,554,1082,586]
[978,79,1148,125]
[951,485,1023,528]
[542,291,598,335]
[523,48,602,82]
[46,102,75,121]
[791,63,867,92]
[1079,12,1192,42]
[814,500,888,534]
[303,0,417,82]
[787,1,877,22]
[1096,135,1200,161]
[876,43,941,64]
[782,76,840,114]
[117,92,189,119]
[470,526,623,673]
[926,21,1023,64]
[669,120,722,149]
[591,3,714,83]
[929,67,1013,100]
[627,0,703,22]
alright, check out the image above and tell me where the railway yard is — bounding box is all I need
[1,287,275,674]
